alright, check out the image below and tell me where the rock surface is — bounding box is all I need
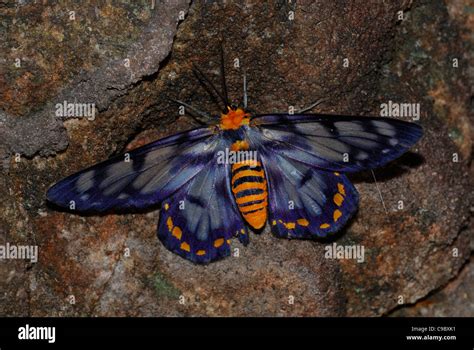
[0,1,472,316]
[392,257,474,317]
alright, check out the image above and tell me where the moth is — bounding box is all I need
[47,53,423,264]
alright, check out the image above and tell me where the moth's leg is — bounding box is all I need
[243,70,248,109]
[296,98,328,114]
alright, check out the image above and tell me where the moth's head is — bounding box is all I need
[219,106,251,130]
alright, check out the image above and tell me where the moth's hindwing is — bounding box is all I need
[261,151,359,238]
[157,160,248,264]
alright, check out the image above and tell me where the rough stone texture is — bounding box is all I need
[0,1,472,316]
[388,0,474,318]
[391,257,474,317]
[0,0,189,157]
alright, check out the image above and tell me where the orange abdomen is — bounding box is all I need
[231,160,268,229]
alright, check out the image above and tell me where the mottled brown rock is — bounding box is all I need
[391,257,474,317]
[0,0,191,316]
[0,0,190,157]
[0,0,472,317]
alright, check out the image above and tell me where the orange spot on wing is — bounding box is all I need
[333,209,342,222]
[284,222,296,229]
[297,218,309,226]
[214,238,224,248]
[196,250,206,256]
[320,223,330,229]
[166,217,173,231]
[180,242,190,252]
[337,183,346,196]
[333,193,344,206]
[172,226,182,240]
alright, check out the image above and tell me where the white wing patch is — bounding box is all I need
[76,170,95,192]
[371,120,397,137]
[334,121,365,132]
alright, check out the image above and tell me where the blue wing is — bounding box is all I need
[259,148,359,238]
[249,114,423,172]
[157,159,248,264]
[46,127,220,212]
[247,114,422,238]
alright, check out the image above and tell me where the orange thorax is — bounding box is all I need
[220,107,250,130]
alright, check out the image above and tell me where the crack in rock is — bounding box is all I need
[0,0,190,160]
